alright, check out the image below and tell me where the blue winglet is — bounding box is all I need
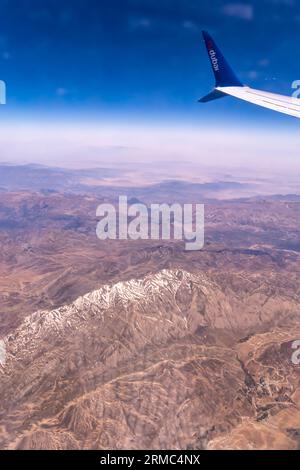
[202,31,243,88]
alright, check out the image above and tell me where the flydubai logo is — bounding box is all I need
[209,50,219,72]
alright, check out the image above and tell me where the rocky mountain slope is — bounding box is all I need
[1,269,299,450]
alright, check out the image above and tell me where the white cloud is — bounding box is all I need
[56,87,68,97]
[2,51,11,60]
[182,20,198,31]
[222,3,254,20]
[129,17,151,30]
[258,59,270,68]
[247,70,259,80]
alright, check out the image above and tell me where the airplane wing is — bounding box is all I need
[200,30,300,119]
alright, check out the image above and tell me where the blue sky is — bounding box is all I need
[1,0,300,173]
[0,0,300,122]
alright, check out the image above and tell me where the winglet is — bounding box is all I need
[202,31,243,88]
[198,88,226,103]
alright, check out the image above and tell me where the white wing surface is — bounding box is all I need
[200,31,300,119]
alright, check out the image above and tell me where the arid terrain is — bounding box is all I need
[0,164,299,450]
